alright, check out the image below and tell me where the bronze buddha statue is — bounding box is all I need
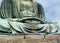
[0,0,59,35]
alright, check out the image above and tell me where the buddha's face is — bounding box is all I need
[20,0,35,17]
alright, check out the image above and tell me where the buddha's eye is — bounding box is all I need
[20,4,25,11]
[20,8,24,11]
[29,8,34,12]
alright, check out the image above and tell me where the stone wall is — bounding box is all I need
[0,35,60,43]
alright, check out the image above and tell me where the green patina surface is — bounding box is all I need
[0,0,59,35]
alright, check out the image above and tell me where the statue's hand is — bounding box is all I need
[6,18,19,22]
[18,17,45,23]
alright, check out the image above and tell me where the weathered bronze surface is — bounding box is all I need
[0,0,60,35]
[0,0,46,35]
[0,0,60,43]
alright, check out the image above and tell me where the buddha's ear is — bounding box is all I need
[37,3,45,21]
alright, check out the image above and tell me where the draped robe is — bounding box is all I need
[0,0,59,35]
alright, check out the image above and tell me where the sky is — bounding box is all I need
[36,0,60,22]
[0,0,60,22]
